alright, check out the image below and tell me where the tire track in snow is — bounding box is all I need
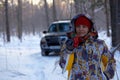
[30,53,47,80]
[30,52,67,80]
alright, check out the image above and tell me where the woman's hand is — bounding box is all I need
[66,39,74,51]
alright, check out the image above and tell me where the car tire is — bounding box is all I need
[41,50,49,56]
[45,51,49,56]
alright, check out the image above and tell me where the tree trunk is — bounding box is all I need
[104,0,110,37]
[31,0,35,35]
[91,0,95,19]
[5,0,10,42]
[52,0,57,21]
[69,0,73,19]
[74,0,82,14]
[17,0,22,41]
[44,0,49,27]
[109,0,120,47]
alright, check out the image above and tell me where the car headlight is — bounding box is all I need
[40,37,47,47]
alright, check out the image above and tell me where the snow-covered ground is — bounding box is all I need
[0,31,120,80]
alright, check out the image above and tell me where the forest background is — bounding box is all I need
[0,0,110,42]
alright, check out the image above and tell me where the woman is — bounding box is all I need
[59,14,116,80]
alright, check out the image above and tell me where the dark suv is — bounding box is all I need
[40,20,72,56]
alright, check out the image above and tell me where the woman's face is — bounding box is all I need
[75,25,89,37]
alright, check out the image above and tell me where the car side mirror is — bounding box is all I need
[43,31,47,34]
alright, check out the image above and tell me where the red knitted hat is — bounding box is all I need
[75,16,92,29]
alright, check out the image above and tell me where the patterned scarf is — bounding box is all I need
[67,31,98,48]
[73,31,98,48]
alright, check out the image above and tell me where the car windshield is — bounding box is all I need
[48,23,70,32]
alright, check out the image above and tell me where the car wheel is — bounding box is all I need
[45,51,49,56]
[41,50,49,56]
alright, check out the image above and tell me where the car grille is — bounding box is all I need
[45,36,60,46]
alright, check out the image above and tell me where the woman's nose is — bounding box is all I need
[79,26,83,30]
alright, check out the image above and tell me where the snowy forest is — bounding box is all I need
[0,0,112,42]
[0,0,120,80]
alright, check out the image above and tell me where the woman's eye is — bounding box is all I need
[82,26,87,28]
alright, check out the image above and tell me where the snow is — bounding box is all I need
[0,31,120,80]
